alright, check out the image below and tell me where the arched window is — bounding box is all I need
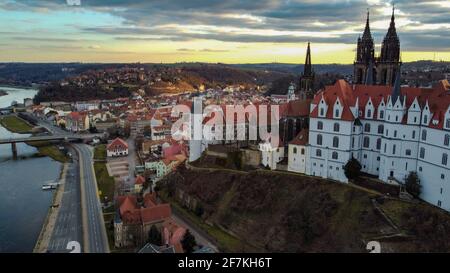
[392,144,396,155]
[301,148,305,155]
[293,147,297,154]
[422,130,427,141]
[364,123,371,132]
[423,115,428,124]
[379,110,384,119]
[333,123,340,132]
[378,124,384,134]
[316,149,322,157]
[317,134,323,145]
[420,147,425,159]
[443,153,448,166]
[363,136,370,148]
[335,109,340,117]
[320,108,324,116]
[376,138,381,150]
[332,151,338,160]
[445,134,450,146]
[367,109,372,118]
[333,136,339,148]
[317,121,323,130]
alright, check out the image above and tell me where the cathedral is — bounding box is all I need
[354,7,401,86]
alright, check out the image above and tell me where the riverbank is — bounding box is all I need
[0,115,69,163]
[33,163,68,253]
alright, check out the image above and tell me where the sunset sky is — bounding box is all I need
[0,0,449,64]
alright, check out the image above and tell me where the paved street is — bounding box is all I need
[47,147,83,253]
[74,143,109,253]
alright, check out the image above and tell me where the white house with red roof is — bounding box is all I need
[306,78,450,211]
[288,129,309,174]
[107,137,129,157]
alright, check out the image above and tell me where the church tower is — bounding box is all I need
[377,6,401,85]
[299,42,315,100]
[354,11,375,84]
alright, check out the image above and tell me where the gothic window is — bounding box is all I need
[333,137,339,148]
[301,148,305,155]
[317,134,323,145]
[293,147,297,154]
[363,136,370,148]
[420,147,425,159]
[317,121,323,130]
[423,115,428,124]
[422,130,427,141]
[379,110,384,119]
[364,123,370,132]
[333,123,340,132]
[335,109,340,118]
[367,109,372,118]
[378,125,384,134]
[376,138,381,150]
[332,152,338,160]
[445,134,450,146]
[320,108,324,116]
[443,153,448,166]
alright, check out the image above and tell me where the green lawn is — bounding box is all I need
[94,162,115,204]
[36,145,69,163]
[94,144,107,161]
[0,115,33,133]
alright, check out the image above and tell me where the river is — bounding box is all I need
[0,86,62,253]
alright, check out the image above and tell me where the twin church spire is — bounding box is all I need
[354,6,401,86]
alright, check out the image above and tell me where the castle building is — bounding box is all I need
[354,8,401,86]
[300,78,450,211]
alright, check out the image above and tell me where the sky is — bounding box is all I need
[0,0,449,64]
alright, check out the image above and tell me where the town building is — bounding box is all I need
[107,137,129,157]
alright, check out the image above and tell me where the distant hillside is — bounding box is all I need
[33,63,290,102]
[160,167,450,253]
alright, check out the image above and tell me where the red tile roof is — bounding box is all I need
[107,137,128,151]
[310,79,450,128]
[140,204,172,224]
[135,175,145,185]
[289,129,309,146]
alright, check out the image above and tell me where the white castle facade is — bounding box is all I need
[288,79,450,211]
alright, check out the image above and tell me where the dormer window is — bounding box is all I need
[320,108,324,116]
[367,109,372,118]
[423,115,428,124]
[446,119,450,128]
[335,109,340,118]
[379,110,384,119]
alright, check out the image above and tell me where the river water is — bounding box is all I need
[0,86,62,252]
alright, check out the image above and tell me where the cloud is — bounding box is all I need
[1,0,450,52]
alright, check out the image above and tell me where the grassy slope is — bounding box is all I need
[0,115,33,133]
[161,168,450,253]
[93,145,115,203]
